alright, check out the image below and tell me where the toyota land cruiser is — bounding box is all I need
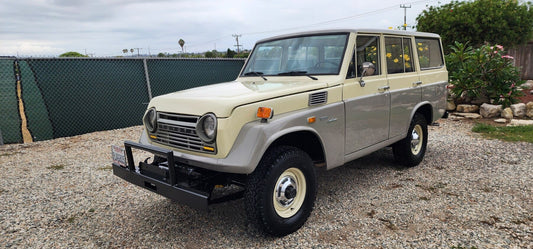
[112,29,448,236]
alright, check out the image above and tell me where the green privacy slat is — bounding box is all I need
[26,58,150,138]
[18,60,54,141]
[0,59,22,144]
[147,59,244,97]
[0,58,245,143]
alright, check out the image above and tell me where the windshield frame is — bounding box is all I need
[240,32,350,77]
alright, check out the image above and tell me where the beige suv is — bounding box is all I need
[112,29,448,236]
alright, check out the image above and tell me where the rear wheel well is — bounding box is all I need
[269,131,325,166]
[416,104,433,125]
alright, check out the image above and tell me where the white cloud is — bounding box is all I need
[0,40,64,56]
[0,0,451,57]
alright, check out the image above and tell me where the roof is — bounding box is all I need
[256,29,441,43]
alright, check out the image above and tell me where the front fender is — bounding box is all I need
[137,102,345,175]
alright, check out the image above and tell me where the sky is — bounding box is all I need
[0,0,453,57]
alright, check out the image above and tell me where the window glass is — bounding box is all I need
[356,36,380,77]
[385,37,414,74]
[347,36,381,79]
[415,38,444,70]
[250,46,283,75]
[242,33,348,76]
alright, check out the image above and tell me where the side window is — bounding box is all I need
[385,37,414,74]
[415,38,444,70]
[346,35,380,79]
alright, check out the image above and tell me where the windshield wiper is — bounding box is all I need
[243,71,267,81]
[277,71,318,80]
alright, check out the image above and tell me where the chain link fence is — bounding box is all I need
[0,57,245,144]
[0,58,21,144]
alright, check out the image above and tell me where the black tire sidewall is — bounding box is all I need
[245,146,317,236]
[393,113,428,167]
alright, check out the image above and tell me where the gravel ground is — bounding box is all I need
[1,119,532,248]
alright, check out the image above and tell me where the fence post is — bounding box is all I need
[143,58,153,100]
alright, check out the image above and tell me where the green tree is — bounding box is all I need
[416,0,533,52]
[225,48,236,58]
[178,39,185,52]
[204,50,218,58]
[59,51,88,57]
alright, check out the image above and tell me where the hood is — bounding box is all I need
[149,80,330,117]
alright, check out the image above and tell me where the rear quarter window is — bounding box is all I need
[415,38,444,70]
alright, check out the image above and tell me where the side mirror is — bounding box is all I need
[359,62,376,87]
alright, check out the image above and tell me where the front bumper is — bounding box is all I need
[112,141,210,211]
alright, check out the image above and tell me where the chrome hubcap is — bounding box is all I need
[411,124,423,154]
[275,176,297,207]
[273,168,306,218]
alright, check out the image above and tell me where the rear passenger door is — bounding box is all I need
[385,36,421,139]
[415,37,448,116]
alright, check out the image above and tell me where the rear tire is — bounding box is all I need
[393,113,428,167]
[244,146,317,236]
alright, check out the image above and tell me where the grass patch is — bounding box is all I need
[472,123,533,143]
[47,164,65,170]
[66,216,76,223]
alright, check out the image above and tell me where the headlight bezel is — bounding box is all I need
[196,113,217,143]
[144,108,157,133]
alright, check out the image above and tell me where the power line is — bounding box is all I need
[242,0,435,36]
[132,0,442,54]
[176,0,439,52]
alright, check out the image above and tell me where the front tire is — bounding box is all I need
[244,146,317,236]
[393,113,428,167]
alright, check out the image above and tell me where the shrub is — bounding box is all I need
[416,0,533,53]
[446,42,524,107]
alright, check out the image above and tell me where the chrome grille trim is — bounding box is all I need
[149,112,215,154]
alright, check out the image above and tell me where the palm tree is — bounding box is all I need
[178,39,185,53]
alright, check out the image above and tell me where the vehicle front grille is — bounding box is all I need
[149,112,215,154]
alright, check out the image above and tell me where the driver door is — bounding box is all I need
[344,35,390,155]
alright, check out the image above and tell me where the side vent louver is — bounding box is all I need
[309,91,328,106]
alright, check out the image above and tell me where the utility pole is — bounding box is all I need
[232,34,242,53]
[134,48,142,57]
[400,4,411,30]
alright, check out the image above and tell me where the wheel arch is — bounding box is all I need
[266,128,326,166]
[412,102,433,125]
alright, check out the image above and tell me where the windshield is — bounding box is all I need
[241,33,348,77]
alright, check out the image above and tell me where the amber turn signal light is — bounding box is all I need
[257,107,273,119]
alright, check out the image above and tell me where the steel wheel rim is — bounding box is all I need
[273,167,306,218]
[411,124,423,155]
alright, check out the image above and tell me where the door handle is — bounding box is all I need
[378,86,390,92]
[412,81,422,87]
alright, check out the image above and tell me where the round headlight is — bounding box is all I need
[196,113,217,142]
[144,108,157,132]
